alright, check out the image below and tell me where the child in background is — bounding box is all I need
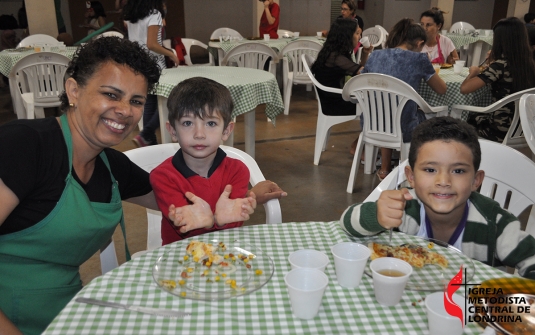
[150,77,256,245]
[83,1,106,35]
[340,117,535,278]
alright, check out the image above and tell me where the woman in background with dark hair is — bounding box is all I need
[83,1,106,36]
[361,18,446,180]
[123,0,178,147]
[420,7,458,64]
[461,17,535,142]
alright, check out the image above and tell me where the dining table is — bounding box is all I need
[419,67,492,120]
[445,32,493,67]
[154,66,284,158]
[43,221,518,335]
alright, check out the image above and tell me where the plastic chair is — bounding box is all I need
[449,21,476,34]
[16,34,59,47]
[451,87,535,150]
[342,73,449,193]
[98,31,124,38]
[279,40,323,115]
[519,93,535,159]
[277,29,293,38]
[301,54,359,165]
[221,42,279,76]
[181,38,214,66]
[365,139,535,238]
[361,26,385,48]
[374,25,389,49]
[210,27,243,39]
[8,52,70,119]
[122,143,283,258]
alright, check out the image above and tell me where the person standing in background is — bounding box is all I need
[259,0,279,39]
[123,0,178,147]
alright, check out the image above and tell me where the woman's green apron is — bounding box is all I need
[0,114,127,335]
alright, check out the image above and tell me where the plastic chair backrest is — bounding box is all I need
[362,26,384,48]
[210,27,243,39]
[449,21,475,33]
[181,38,214,66]
[123,143,283,251]
[519,93,535,157]
[17,34,59,47]
[98,31,124,38]
[8,52,70,116]
[221,42,279,75]
[375,25,389,48]
[302,54,343,96]
[280,40,322,83]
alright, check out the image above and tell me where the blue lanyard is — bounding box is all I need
[425,203,469,245]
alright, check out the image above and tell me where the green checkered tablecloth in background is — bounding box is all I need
[419,67,492,120]
[155,67,283,121]
[446,33,493,50]
[0,47,78,77]
[43,222,514,334]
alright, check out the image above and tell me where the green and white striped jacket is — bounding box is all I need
[340,190,535,279]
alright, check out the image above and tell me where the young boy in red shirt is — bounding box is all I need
[150,77,256,245]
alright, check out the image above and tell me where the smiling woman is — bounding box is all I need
[0,37,161,335]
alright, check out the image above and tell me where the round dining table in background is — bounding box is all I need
[42,221,516,335]
[0,46,78,77]
[154,66,284,158]
[445,32,493,67]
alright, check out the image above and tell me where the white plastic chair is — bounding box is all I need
[375,25,389,49]
[123,143,282,258]
[181,38,214,66]
[210,27,243,39]
[519,93,535,159]
[361,26,385,48]
[342,73,448,193]
[301,54,359,165]
[451,87,535,150]
[277,29,293,38]
[8,52,70,119]
[449,21,476,34]
[279,40,323,115]
[97,31,124,38]
[365,139,535,238]
[221,42,279,76]
[16,34,59,47]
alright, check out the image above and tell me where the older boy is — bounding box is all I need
[150,77,256,245]
[340,117,535,278]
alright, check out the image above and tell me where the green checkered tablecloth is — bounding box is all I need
[43,222,514,334]
[446,33,493,50]
[419,67,492,120]
[0,47,78,77]
[155,67,283,121]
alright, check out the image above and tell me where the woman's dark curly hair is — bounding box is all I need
[59,37,161,111]
[311,18,357,73]
[122,0,165,23]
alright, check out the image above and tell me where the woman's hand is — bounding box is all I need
[214,185,256,226]
[361,45,374,55]
[168,193,213,233]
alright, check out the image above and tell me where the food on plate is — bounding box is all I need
[368,242,448,268]
[440,63,453,69]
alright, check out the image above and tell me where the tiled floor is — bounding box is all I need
[0,81,386,285]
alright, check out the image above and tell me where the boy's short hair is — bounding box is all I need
[167,77,234,129]
[408,117,481,171]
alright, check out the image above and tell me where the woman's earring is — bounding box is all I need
[69,103,74,107]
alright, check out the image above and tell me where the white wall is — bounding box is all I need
[382,0,432,32]
[355,0,386,31]
[278,0,331,36]
[452,0,495,29]
[0,0,23,20]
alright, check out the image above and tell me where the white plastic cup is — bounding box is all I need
[360,36,370,48]
[455,60,466,67]
[219,36,223,43]
[370,258,412,306]
[425,292,466,335]
[441,29,448,35]
[453,64,463,74]
[293,32,300,37]
[264,34,270,41]
[331,242,370,288]
[284,268,329,320]
[432,63,441,74]
[288,249,330,272]
[317,31,322,37]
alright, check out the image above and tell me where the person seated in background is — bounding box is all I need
[259,0,279,39]
[57,32,74,46]
[340,117,535,279]
[150,77,257,245]
[82,1,106,36]
[527,25,535,59]
[361,18,446,181]
[524,12,535,26]
[322,0,364,40]
[461,17,535,143]
[420,7,459,64]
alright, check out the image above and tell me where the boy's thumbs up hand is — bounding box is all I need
[376,188,413,230]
